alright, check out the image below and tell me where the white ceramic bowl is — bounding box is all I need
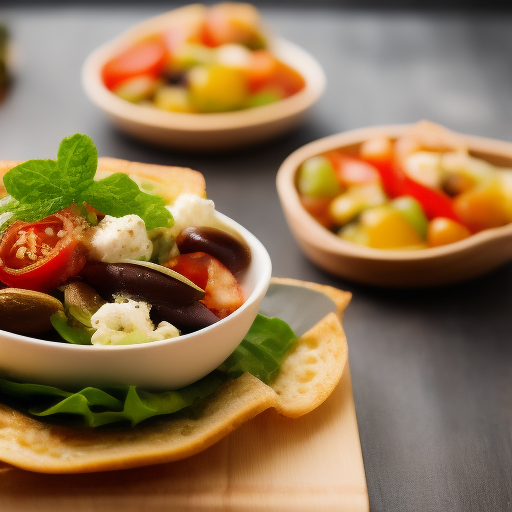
[81,6,325,151]
[277,124,512,288]
[0,212,271,390]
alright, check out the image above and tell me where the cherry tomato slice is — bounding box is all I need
[102,38,167,91]
[0,208,87,292]
[165,252,244,319]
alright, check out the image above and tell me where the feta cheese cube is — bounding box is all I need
[85,215,153,263]
[90,299,179,345]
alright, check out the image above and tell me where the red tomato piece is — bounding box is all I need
[325,151,380,186]
[255,61,305,98]
[0,208,87,292]
[165,252,244,319]
[102,38,167,91]
[300,196,334,229]
[246,50,279,93]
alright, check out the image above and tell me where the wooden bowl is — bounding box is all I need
[81,5,325,152]
[276,124,512,288]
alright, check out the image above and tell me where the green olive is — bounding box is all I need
[0,288,64,334]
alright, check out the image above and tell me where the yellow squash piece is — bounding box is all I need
[361,206,425,249]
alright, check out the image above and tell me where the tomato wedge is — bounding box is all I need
[165,252,244,319]
[102,37,168,91]
[0,208,87,292]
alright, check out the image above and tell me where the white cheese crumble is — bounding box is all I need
[404,151,442,189]
[90,299,179,345]
[84,215,153,263]
[215,44,252,68]
[167,194,219,238]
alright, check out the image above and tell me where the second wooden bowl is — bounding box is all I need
[81,5,325,152]
[276,124,512,288]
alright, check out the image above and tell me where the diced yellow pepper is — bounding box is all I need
[360,206,425,249]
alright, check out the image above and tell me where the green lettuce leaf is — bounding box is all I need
[0,314,296,427]
[50,311,94,345]
[218,315,297,383]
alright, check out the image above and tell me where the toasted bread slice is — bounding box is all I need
[0,279,350,473]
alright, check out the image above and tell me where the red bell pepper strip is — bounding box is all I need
[401,176,460,222]
[365,157,461,222]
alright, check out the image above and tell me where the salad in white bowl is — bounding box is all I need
[0,134,273,392]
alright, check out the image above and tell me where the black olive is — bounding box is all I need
[151,301,219,334]
[80,262,205,307]
[176,227,251,276]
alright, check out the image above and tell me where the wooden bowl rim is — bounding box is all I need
[276,123,512,262]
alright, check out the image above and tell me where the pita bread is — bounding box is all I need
[0,278,350,473]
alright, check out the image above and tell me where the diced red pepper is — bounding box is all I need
[401,177,460,222]
[365,156,460,222]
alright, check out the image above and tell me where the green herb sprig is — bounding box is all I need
[0,134,173,230]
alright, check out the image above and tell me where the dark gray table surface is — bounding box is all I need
[1,5,512,511]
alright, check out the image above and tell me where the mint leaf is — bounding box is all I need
[57,133,97,196]
[3,134,97,222]
[132,193,173,231]
[80,173,173,230]
[11,197,72,222]
[2,134,171,230]
[3,159,62,203]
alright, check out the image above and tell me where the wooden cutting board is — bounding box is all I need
[0,280,368,512]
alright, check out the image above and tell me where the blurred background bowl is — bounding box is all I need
[81,6,325,152]
[276,124,512,288]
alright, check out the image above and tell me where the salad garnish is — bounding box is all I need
[0,134,173,230]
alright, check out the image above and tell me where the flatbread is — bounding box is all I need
[0,278,351,473]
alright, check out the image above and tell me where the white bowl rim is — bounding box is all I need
[81,8,326,132]
[0,210,272,352]
[277,123,512,262]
